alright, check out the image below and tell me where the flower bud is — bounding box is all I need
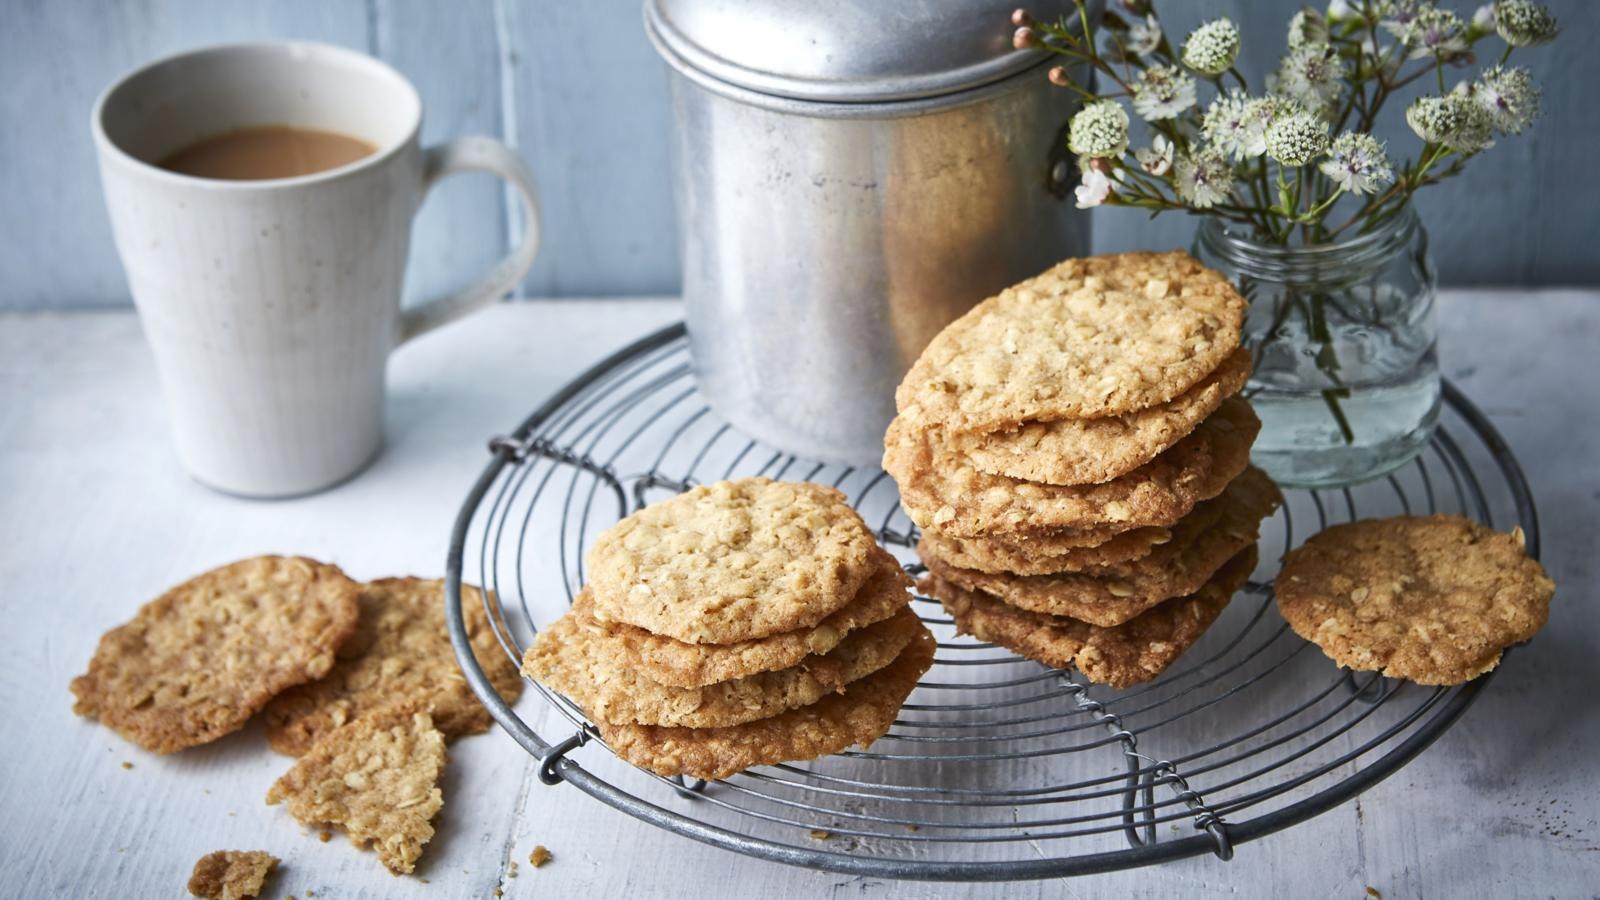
[1011,9,1033,28]
[1013,26,1039,49]
[1048,66,1071,86]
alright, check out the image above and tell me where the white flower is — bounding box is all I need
[1319,133,1394,195]
[1270,43,1349,118]
[1173,147,1235,208]
[1265,113,1330,166]
[1472,65,1541,134]
[1328,0,1359,22]
[1075,169,1113,209]
[1401,8,1470,59]
[1127,14,1163,56]
[1288,9,1329,49]
[1067,100,1130,158]
[1203,91,1270,161]
[1379,0,1429,40]
[1135,135,1174,176]
[1131,65,1197,121]
[1182,18,1241,76]
[1471,4,1496,33]
[1406,95,1494,151]
[1494,0,1559,47]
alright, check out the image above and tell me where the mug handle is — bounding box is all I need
[397,136,542,345]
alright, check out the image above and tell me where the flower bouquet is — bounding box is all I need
[1011,0,1558,485]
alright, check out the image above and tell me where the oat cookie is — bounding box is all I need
[896,251,1246,432]
[928,547,1255,688]
[187,850,278,900]
[613,548,913,688]
[71,556,362,754]
[887,398,1258,536]
[587,478,878,644]
[1276,515,1554,685]
[264,578,523,756]
[266,710,445,875]
[951,348,1251,485]
[525,598,921,728]
[920,467,1277,626]
[918,511,1214,577]
[598,624,935,780]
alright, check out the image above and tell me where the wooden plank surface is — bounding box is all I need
[0,294,1596,898]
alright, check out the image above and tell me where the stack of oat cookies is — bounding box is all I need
[884,251,1280,688]
[523,477,934,781]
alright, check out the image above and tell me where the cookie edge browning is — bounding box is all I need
[927,546,1256,689]
[1276,515,1555,685]
[918,466,1279,626]
[955,347,1253,486]
[598,623,936,781]
[524,604,923,729]
[263,578,524,756]
[70,555,363,754]
[614,547,914,688]
[887,397,1260,536]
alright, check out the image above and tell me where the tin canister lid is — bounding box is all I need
[644,0,1079,104]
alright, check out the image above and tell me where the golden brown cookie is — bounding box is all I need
[186,850,279,900]
[525,597,921,728]
[1276,515,1554,685]
[70,556,362,754]
[587,477,878,644]
[950,348,1252,486]
[266,710,445,876]
[264,578,523,756]
[927,546,1255,688]
[918,511,1208,577]
[609,548,913,688]
[896,251,1246,432]
[920,467,1278,626]
[598,624,935,780]
[887,398,1259,536]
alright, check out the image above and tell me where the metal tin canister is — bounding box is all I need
[645,0,1093,465]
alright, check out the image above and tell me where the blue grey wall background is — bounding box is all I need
[2,0,1594,310]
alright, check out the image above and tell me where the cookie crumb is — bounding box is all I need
[121,761,133,770]
[808,829,832,840]
[507,861,519,878]
[528,846,552,868]
[906,824,920,832]
[186,850,279,899]
[493,889,503,897]
[1366,889,1382,899]
[318,831,332,843]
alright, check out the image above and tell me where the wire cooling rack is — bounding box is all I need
[444,322,1540,881]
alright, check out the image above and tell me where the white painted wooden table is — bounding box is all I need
[2,294,1597,899]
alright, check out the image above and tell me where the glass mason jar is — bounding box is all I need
[1194,206,1441,488]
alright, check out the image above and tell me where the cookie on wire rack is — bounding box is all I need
[925,546,1256,689]
[918,467,1279,626]
[1276,514,1554,685]
[605,545,913,688]
[895,250,1247,433]
[586,477,880,644]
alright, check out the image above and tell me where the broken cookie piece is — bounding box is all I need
[266,710,446,875]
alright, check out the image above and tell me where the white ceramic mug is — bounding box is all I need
[93,41,540,497]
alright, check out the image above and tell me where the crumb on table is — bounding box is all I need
[529,846,552,868]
